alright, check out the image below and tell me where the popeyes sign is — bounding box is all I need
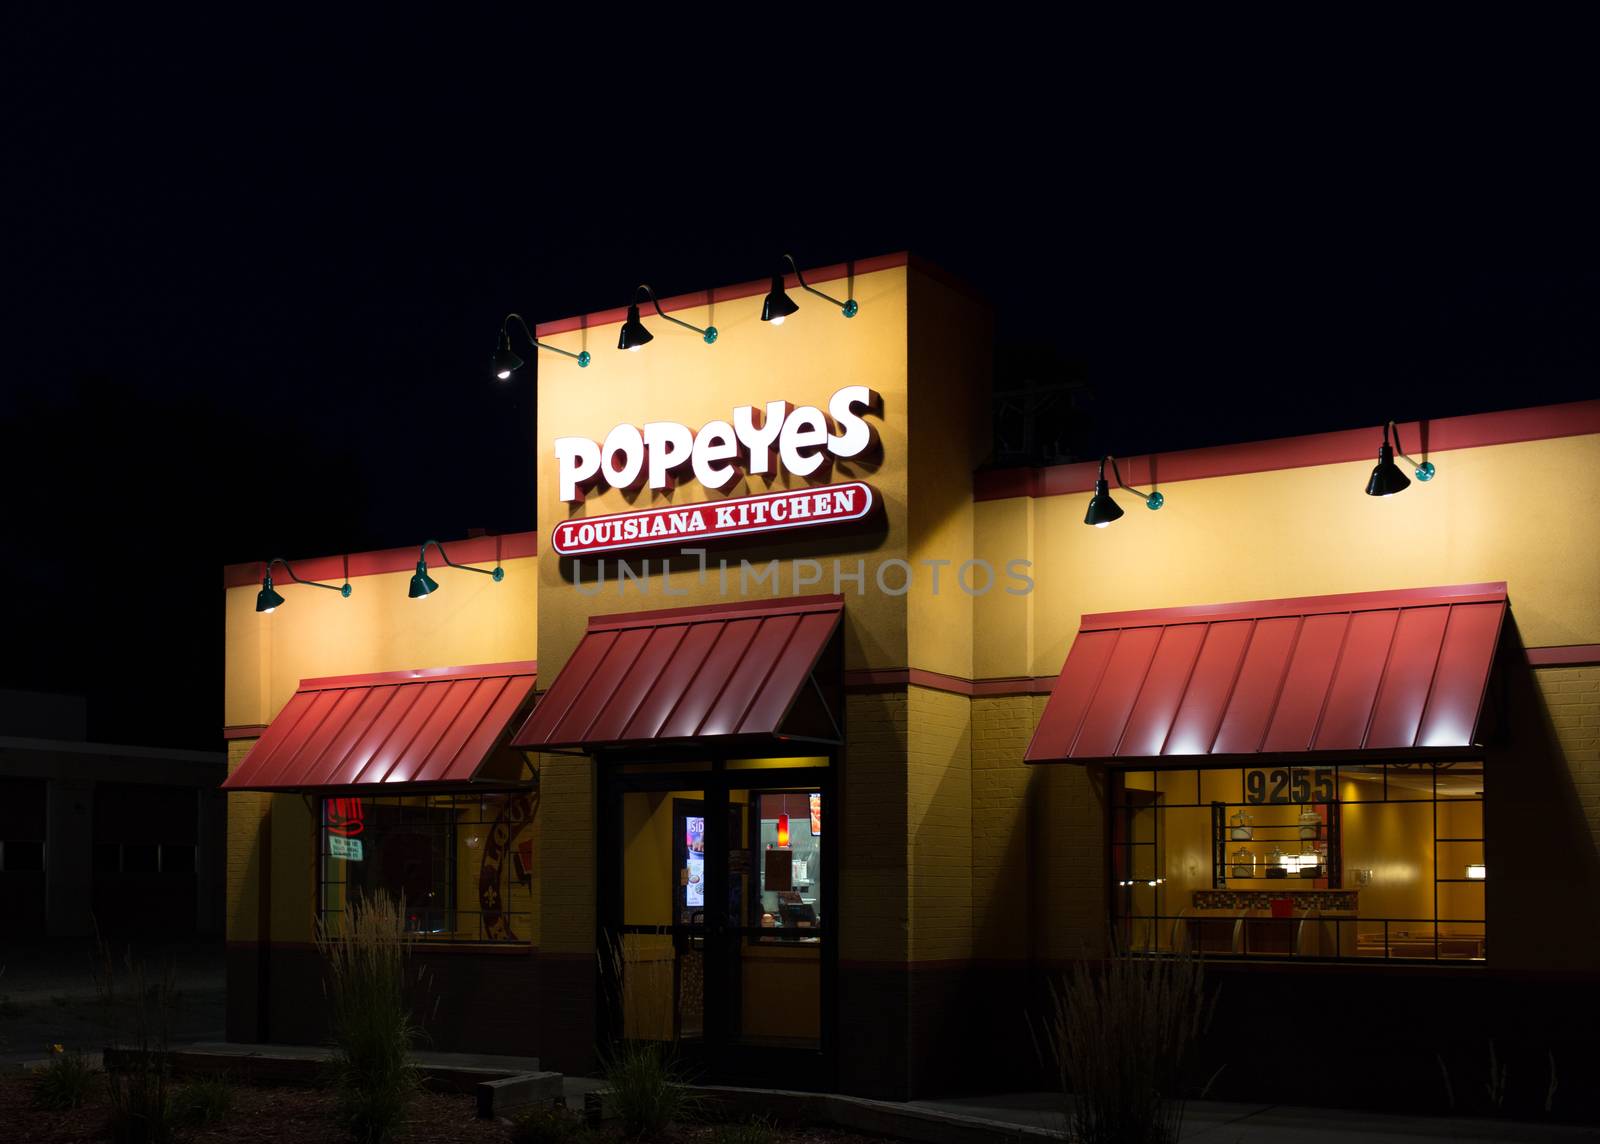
[551,386,880,557]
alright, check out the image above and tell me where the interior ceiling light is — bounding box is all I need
[492,313,590,379]
[409,539,505,600]
[1084,455,1165,528]
[255,557,352,614]
[761,254,859,325]
[617,284,717,351]
[1365,420,1436,497]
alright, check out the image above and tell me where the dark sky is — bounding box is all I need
[2,19,1596,749]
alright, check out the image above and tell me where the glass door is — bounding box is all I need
[608,782,710,1048]
[601,760,834,1089]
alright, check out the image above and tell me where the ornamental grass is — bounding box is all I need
[316,891,420,1144]
[1039,948,1213,1144]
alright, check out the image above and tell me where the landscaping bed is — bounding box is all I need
[1,1071,895,1144]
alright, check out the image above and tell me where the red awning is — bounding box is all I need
[512,595,844,753]
[222,661,538,791]
[1025,584,1507,765]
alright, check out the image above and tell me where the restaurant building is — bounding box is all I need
[221,254,1600,1110]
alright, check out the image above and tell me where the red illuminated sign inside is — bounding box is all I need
[551,481,874,558]
[325,798,364,837]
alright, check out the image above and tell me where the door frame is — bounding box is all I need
[596,753,838,1090]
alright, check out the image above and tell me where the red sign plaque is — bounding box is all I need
[551,481,874,557]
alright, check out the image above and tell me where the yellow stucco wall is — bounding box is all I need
[224,555,539,729]
[532,265,912,683]
[966,433,1600,969]
[974,432,1600,681]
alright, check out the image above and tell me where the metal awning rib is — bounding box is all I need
[511,594,845,754]
[222,661,538,791]
[1024,583,1507,765]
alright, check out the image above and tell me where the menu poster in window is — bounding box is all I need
[765,848,794,892]
[809,792,821,836]
[685,815,705,908]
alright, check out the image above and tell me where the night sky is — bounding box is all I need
[3,22,1596,749]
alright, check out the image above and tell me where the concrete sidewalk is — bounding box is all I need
[916,1092,1600,1142]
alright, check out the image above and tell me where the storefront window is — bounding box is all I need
[1111,763,1485,962]
[318,792,537,944]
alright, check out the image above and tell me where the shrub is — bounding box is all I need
[600,1038,702,1140]
[710,1116,778,1144]
[172,1074,233,1127]
[1040,949,1212,1144]
[95,939,179,1144]
[510,1100,588,1144]
[32,1050,98,1110]
[317,891,420,1144]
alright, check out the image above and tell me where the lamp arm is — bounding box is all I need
[783,254,852,310]
[502,312,587,364]
[635,284,710,337]
[1385,420,1425,470]
[265,557,352,596]
[1105,456,1159,504]
[419,540,504,581]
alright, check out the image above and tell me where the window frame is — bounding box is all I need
[1107,760,1486,965]
[315,788,538,948]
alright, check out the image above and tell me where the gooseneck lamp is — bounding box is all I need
[493,313,590,379]
[1365,420,1436,497]
[256,557,353,614]
[409,539,505,600]
[617,285,718,351]
[761,254,859,324]
[1084,455,1165,528]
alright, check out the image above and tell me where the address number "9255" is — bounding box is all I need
[1244,768,1335,805]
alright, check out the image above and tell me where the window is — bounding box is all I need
[1111,762,1485,963]
[319,792,536,944]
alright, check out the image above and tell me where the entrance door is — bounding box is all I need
[601,760,834,1089]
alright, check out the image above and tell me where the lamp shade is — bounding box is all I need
[618,303,653,351]
[256,576,285,613]
[1365,443,1412,497]
[776,813,790,847]
[492,343,524,380]
[761,275,800,324]
[1084,479,1125,527]
[408,560,439,599]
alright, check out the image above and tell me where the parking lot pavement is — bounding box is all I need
[0,939,224,1065]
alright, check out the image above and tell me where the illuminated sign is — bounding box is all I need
[329,835,363,861]
[554,386,879,503]
[551,481,873,557]
[325,798,363,837]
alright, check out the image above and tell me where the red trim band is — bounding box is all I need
[976,400,1600,501]
[843,668,1055,698]
[1528,644,1600,667]
[222,532,538,590]
[533,253,909,338]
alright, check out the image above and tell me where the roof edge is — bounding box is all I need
[978,400,1600,502]
[533,254,909,338]
[222,532,537,590]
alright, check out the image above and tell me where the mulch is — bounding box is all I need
[0,1073,506,1143]
[1,1072,896,1144]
